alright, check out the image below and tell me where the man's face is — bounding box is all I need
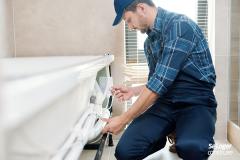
[123,7,149,33]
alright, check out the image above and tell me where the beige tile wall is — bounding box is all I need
[213,0,231,140]
[12,0,126,115]
[0,0,14,57]
[228,0,240,151]
[230,0,240,126]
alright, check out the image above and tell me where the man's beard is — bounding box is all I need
[139,22,148,34]
[140,28,148,33]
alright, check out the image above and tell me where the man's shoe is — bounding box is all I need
[169,144,177,153]
[167,131,177,153]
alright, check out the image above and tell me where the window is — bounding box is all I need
[124,24,148,86]
[124,0,208,107]
[125,24,146,64]
[197,0,208,40]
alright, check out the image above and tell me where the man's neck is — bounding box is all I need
[149,7,158,29]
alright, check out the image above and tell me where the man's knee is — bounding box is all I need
[115,143,127,160]
[114,142,140,160]
[176,140,210,160]
[115,139,167,160]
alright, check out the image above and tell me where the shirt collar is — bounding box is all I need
[147,7,165,38]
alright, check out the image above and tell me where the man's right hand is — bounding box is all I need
[111,85,134,102]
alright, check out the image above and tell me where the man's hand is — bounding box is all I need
[101,114,129,135]
[111,85,134,102]
[103,86,158,135]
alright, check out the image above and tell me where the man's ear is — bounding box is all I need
[136,3,147,16]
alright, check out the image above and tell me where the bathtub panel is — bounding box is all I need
[1,56,103,80]
[6,77,96,160]
[1,56,113,128]
[0,55,114,160]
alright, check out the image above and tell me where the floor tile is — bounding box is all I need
[80,139,240,160]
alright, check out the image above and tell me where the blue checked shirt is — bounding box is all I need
[145,8,217,106]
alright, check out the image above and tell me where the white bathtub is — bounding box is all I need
[0,55,114,160]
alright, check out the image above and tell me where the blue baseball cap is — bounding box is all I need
[113,0,135,26]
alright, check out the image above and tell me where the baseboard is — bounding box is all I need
[227,120,240,152]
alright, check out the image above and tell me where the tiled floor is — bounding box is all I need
[144,140,240,160]
[80,135,240,160]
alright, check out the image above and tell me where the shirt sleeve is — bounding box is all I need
[146,20,196,96]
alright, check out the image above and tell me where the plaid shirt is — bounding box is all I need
[145,8,217,106]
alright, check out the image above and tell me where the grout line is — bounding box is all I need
[11,0,17,57]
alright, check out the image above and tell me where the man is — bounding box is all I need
[102,0,217,160]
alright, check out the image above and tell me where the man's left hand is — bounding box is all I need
[101,115,129,135]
